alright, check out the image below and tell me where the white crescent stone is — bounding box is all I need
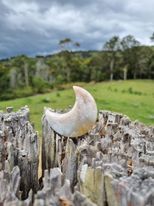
[45,86,98,137]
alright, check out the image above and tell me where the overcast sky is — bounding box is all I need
[0,0,154,59]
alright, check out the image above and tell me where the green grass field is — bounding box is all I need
[0,80,154,135]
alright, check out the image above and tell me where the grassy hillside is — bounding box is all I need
[0,80,154,135]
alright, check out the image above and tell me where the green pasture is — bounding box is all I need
[0,80,154,136]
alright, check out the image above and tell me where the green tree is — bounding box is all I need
[73,42,80,49]
[0,63,9,90]
[103,36,121,81]
[121,35,140,80]
[58,38,80,82]
[0,63,12,99]
[11,55,31,87]
[146,48,154,79]
[59,38,72,51]
[88,53,108,81]
[150,32,154,42]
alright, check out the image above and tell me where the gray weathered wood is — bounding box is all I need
[0,108,154,205]
[42,110,154,206]
[0,106,39,199]
[0,166,33,206]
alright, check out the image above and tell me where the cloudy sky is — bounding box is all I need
[0,0,154,59]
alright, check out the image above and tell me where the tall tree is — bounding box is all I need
[121,35,140,80]
[103,36,121,81]
[58,38,80,82]
[59,38,72,51]
[11,55,30,87]
[74,42,80,48]
[150,32,154,42]
[0,63,10,93]
[146,47,154,79]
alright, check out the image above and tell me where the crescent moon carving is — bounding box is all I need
[45,86,98,137]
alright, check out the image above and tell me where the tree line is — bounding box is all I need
[0,33,154,100]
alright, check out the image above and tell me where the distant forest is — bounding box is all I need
[0,34,154,100]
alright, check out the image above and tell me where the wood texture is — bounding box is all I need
[0,106,39,199]
[0,107,154,205]
[42,110,154,206]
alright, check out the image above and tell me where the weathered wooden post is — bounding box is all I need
[42,110,154,206]
[0,106,39,199]
[0,102,154,205]
[0,106,96,205]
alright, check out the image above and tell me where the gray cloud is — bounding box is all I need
[0,0,154,59]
